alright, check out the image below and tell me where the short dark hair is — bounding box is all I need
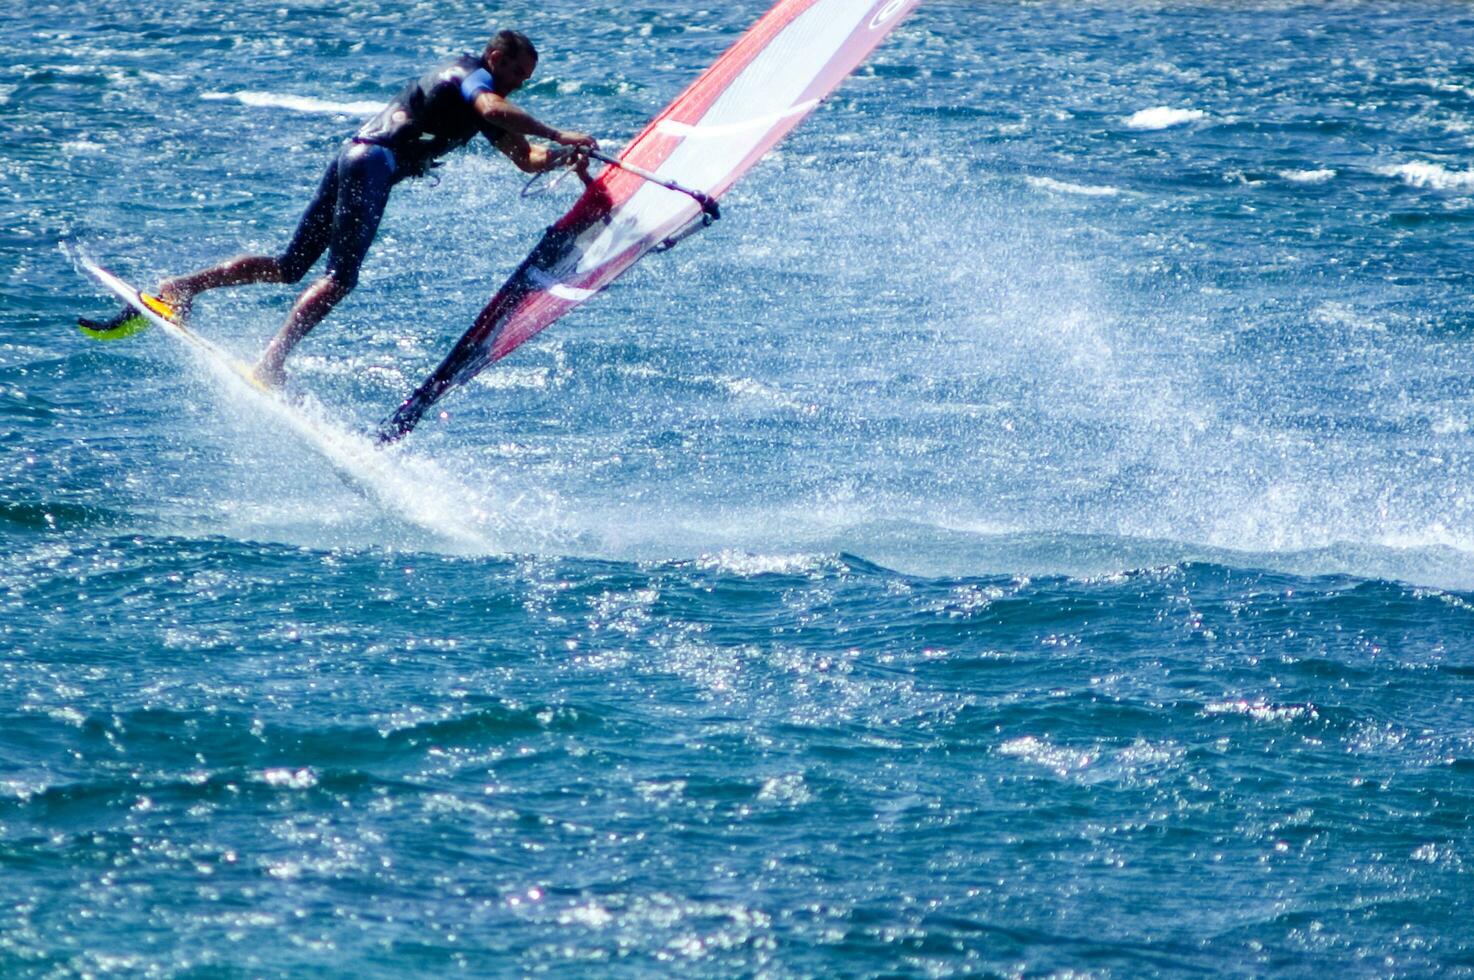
[484,30,536,64]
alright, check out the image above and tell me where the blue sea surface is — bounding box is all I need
[4,0,1474,974]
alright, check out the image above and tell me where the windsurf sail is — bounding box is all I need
[379,0,921,442]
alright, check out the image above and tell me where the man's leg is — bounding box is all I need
[155,256,291,318]
[155,158,342,319]
[253,143,395,387]
[252,274,354,388]
[84,157,341,335]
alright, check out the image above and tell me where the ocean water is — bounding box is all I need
[4,0,1474,974]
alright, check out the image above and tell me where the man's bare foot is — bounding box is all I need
[154,280,194,323]
[252,359,287,389]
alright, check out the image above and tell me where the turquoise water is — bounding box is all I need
[5,1,1474,974]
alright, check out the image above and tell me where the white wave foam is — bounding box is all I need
[714,375,811,412]
[1399,75,1474,98]
[1124,106,1205,130]
[470,365,552,391]
[1312,302,1385,332]
[1204,699,1317,724]
[1025,175,1122,197]
[1378,161,1474,191]
[254,397,504,552]
[151,334,509,552]
[694,550,831,577]
[1279,168,1336,184]
[201,90,384,116]
[999,736,1098,777]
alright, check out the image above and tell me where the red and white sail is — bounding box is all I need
[381,0,921,441]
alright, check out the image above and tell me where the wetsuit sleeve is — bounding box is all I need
[460,68,493,103]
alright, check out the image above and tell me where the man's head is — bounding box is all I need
[484,30,537,96]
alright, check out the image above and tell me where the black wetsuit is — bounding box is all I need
[276,54,504,289]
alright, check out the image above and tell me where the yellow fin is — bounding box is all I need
[77,313,148,341]
[139,292,182,324]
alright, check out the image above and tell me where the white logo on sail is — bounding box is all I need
[869,0,906,29]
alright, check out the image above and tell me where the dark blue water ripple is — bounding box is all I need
[2,538,1472,973]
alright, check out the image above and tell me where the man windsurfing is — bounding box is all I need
[82,29,596,388]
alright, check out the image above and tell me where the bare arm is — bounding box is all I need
[473,90,564,141]
[474,90,596,174]
[494,134,601,175]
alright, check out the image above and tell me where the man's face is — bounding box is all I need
[490,49,537,95]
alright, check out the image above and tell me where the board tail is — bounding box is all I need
[76,293,182,341]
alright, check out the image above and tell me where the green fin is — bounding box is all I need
[77,312,149,341]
